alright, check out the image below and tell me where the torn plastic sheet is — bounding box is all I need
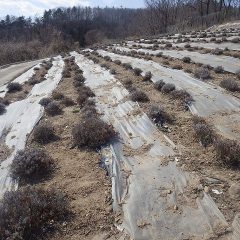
[72,51,236,239]
[114,46,240,74]
[97,49,240,141]
[0,56,64,198]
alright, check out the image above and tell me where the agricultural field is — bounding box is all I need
[0,23,240,240]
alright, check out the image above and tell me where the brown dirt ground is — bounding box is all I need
[88,52,240,224]
[26,62,121,239]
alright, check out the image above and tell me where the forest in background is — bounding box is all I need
[0,0,239,65]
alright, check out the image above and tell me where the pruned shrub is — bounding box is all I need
[33,123,55,144]
[44,62,53,70]
[62,69,71,78]
[0,103,6,115]
[73,79,84,88]
[122,63,132,70]
[104,55,111,61]
[162,60,169,65]
[52,91,64,100]
[193,123,214,147]
[123,79,133,90]
[202,64,212,69]
[123,79,132,86]
[214,139,240,167]
[211,48,223,55]
[74,74,85,83]
[7,82,22,93]
[0,97,9,106]
[110,69,116,75]
[220,79,239,92]
[165,43,172,48]
[82,103,97,118]
[130,90,149,102]
[192,115,206,125]
[182,56,191,63]
[231,37,239,43]
[143,71,152,81]
[45,102,62,116]
[61,97,75,106]
[185,68,192,73]
[171,89,193,103]
[156,52,163,57]
[161,83,176,94]
[114,60,121,65]
[79,86,95,98]
[100,63,109,69]
[77,93,89,106]
[0,186,68,239]
[148,105,173,126]
[154,80,165,91]
[194,67,211,80]
[10,148,54,182]
[75,69,83,75]
[214,66,224,73]
[83,99,96,107]
[71,65,79,71]
[39,97,52,107]
[72,117,116,149]
[184,44,191,48]
[28,78,39,85]
[133,68,143,76]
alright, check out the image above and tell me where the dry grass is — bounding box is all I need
[0,40,70,66]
